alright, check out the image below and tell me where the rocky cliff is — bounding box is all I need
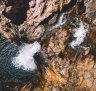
[0,0,96,91]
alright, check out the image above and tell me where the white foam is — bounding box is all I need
[70,21,89,48]
[49,13,67,31]
[12,41,41,71]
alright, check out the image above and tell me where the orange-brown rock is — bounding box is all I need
[27,0,71,25]
[45,67,66,84]
[87,28,96,45]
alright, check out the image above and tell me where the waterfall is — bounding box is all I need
[70,21,89,48]
[12,41,41,71]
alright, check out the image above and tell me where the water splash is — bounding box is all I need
[49,13,67,31]
[41,13,67,41]
[70,21,89,48]
[12,41,41,71]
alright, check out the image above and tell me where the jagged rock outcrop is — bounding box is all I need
[1,0,72,42]
[1,0,96,91]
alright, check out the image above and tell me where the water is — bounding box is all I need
[48,13,67,31]
[70,21,89,48]
[0,13,67,83]
[0,37,40,82]
[41,12,67,41]
[12,41,41,71]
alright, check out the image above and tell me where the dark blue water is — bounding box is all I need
[0,35,37,82]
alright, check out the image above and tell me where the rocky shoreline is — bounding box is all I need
[0,0,96,91]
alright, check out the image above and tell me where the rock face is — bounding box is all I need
[25,0,71,41]
[27,0,70,26]
[84,0,96,20]
[1,0,72,41]
[2,0,71,25]
[1,0,96,91]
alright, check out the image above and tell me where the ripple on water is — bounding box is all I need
[0,39,40,82]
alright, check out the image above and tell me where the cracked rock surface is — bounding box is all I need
[0,0,96,91]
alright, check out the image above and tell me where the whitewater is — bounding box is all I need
[12,41,41,71]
